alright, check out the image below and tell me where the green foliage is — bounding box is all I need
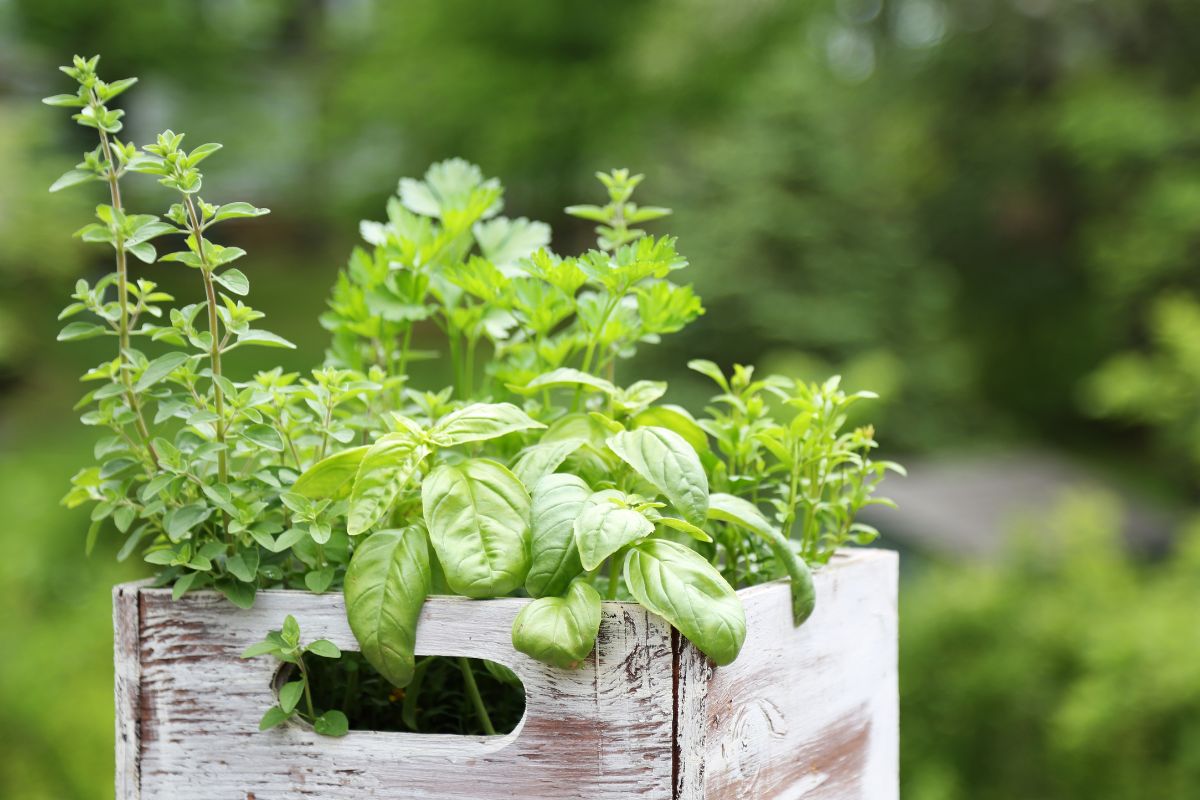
[902,491,1200,800]
[511,578,602,669]
[1083,292,1200,473]
[343,526,431,688]
[49,58,897,737]
[241,615,346,737]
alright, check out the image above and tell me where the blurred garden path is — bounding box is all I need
[866,450,1175,559]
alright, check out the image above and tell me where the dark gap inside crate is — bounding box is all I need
[275,653,526,735]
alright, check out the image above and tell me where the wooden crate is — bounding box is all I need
[114,548,897,799]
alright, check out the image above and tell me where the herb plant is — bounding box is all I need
[48,56,898,732]
[241,616,348,736]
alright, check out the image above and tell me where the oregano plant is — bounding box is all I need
[48,56,900,734]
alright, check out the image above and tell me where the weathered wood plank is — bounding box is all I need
[675,549,899,800]
[127,589,675,799]
[115,549,898,799]
[113,582,143,800]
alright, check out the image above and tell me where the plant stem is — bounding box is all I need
[91,96,158,467]
[464,334,477,397]
[397,323,413,378]
[457,657,496,736]
[183,195,228,489]
[296,655,317,719]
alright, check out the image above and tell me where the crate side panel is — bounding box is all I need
[680,550,899,800]
[126,589,675,800]
[114,583,142,800]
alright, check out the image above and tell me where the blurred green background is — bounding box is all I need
[3,0,1200,797]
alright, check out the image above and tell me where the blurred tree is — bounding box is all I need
[902,490,1200,799]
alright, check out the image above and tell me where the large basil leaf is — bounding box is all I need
[541,413,617,480]
[291,445,370,499]
[526,473,590,598]
[347,434,426,536]
[707,492,815,625]
[510,438,586,487]
[343,526,431,688]
[511,367,617,397]
[511,578,602,669]
[631,405,709,455]
[427,402,544,447]
[607,427,709,525]
[574,490,654,571]
[421,459,531,597]
[624,539,746,666]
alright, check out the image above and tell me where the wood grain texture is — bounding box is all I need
[117,587,675,799]
[114,549,897,799]
[675,549,899,800]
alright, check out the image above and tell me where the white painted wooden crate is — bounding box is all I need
[114,548,897,799]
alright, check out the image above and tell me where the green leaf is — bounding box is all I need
[482,659,521,687]
[607,427,709,525]
[216,578,257,609]
[512,368,617,397]
[526,473,590,598]
[624,539,746,666]
[42,92,85,108]
[241,640,282,659]
[511,579,602,669]
[243,424,285,452]
[348,435,426,536]
[171,571,200,600]
[422,459,531,597]
[344,526,431,688]
[574,490,654,571]
[707,493,815,626]
[631,405,709,455]
[126,241,157,264]
[687,359,729,391]
[304,567,335,594]
[213,268,249,296]
[656,516,713,543]
[313,709,349,737]
[50,169,97,192]
[291,446,370,499]
[57,321,108,341]
[259,705,291,731]
[510,438,586,488]
[281,615,300,648]
[278,681,305,714]
[614,381,668,414]
[187,142,222,166]
[305,639,341,659]
[211,202,270,223]
[473,216,551,268]
[134,351,188,392]
[427,402,545,447]
[226,549,260,583]
[234,329,296,349]
[163,503,213,540]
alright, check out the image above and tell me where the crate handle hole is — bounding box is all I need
[270,652,525,735]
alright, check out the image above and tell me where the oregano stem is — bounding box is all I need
[91,89,158,468]
[183,194,229,490]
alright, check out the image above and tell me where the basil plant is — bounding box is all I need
[50,57,900,688]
